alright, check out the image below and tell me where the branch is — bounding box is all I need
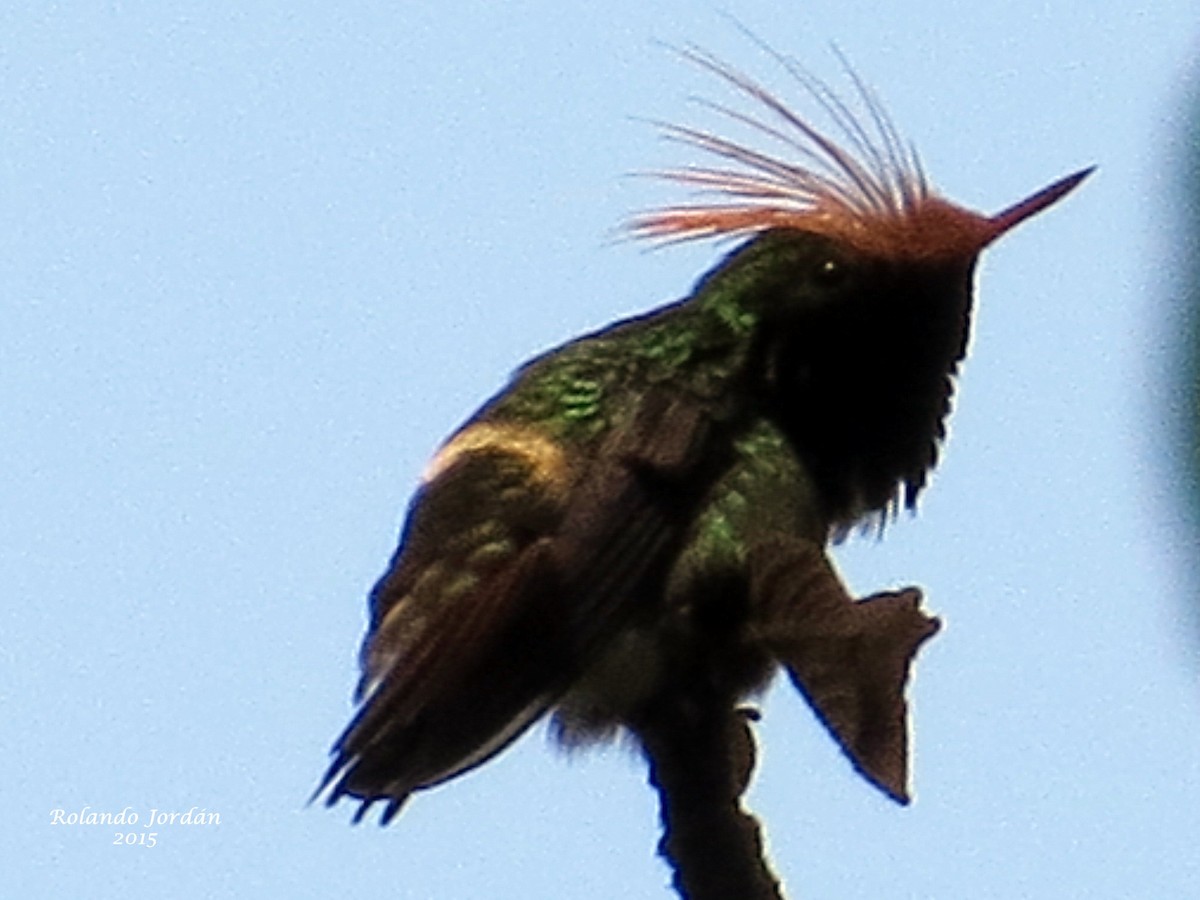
[627,535,939,898]
[633,695,783,900]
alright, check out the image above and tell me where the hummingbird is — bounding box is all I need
[316,48,1090,825]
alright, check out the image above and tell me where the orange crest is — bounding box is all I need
[628,47,1091,262]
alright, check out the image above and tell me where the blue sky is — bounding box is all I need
[5,3,1199,897]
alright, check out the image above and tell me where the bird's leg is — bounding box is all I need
[747,535,941,802]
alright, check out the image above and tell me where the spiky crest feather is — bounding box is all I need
[630,47,1090,263]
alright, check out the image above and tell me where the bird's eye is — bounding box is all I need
[813,257,847,287]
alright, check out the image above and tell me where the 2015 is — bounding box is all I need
[113,832,157,847]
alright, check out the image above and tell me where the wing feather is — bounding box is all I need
[316,387,724,822]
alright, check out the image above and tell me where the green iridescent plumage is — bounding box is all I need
[317,50,1089,827]
[318,228,960,821]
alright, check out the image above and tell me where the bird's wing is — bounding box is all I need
[315,387,720,824]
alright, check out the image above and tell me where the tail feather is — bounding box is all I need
[314,540,560,822]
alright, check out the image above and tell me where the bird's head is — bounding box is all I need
[630,47,1091,525]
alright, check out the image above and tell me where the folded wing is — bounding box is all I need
[316,388,720,823]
